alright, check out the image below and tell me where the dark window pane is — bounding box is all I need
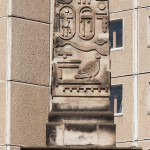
[110,85,122,113]
[110,32,113,49]
[110,20,123,48]
[110,20,122,31]
[116,30,122,48]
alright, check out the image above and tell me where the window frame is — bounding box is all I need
[147,82,150,115]
[147,16,150,48]
[110,84,123,117]
[110,18,124,51]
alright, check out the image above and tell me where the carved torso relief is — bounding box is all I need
[52,0,109,97]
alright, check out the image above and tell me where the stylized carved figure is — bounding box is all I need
[55,37,109,56]
[60,7,75,39]
[74,56,100,79]
[78,0,91,4]
[79,7,95,40]
[96,2,107,15]
[102,16,108,33]
[57,0,72,4]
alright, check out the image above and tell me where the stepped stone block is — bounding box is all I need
[21,147,142,150]
[64,124,98,146]
[48,111,114,123]
[98,124,116,147]
[52,97,110,112]
[46,123,64,146]
[46,0,116,147]
[46,122,115,147]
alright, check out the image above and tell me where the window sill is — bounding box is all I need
[114,113,123,117]
[111,47,123,51]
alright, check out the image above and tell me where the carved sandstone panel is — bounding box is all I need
[52,0,109,97]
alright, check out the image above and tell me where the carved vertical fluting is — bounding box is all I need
[47,0,116,147]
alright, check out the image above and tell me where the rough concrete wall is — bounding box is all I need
[0,0,50,149]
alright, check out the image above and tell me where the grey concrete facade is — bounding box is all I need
[0,0,50,150]
[110,0,150,150]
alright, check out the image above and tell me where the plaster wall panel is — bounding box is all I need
[138,73,150,139]
[10,18,49,86]
[10,82,49,146]
[0,0,7,17]
[139,8,150,73]
[112,76,133,142]
[0,81,6,144]
[138,0,150,7]
[109,0,133,13]
[138,140,150,150]
[9,146,20,150]
[0,146,6,150]
[116,142,133,147]
[0,18,7,80]
[11,0,49,23]
[110,11,133,77]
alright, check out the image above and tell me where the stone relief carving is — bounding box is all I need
[79,7,95,40]
[52,0,110,97]
[46,0,116,147]
[74,56,100,80]
[55,37,109,55]
[78,0,91,5]
[102,16,108,33]
[59,6,75,39]
[96,2,107,15]
[57,0,73,4]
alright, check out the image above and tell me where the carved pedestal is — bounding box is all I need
[46,0,115,147]
[19,1,142,150]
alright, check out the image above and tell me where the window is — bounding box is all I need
[110,19,123,50]
[148,83,150,114]
[148,16,150,47]
[110,85,122,115]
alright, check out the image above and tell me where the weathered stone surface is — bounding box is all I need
[52,97,110,112]
[21,147,142,150]
[48,111,114,123]
[46,122,116,146]
[52,0,110,98]
[98,124,116,147]
[46,123,64,146]
[47,0,115,147]
[64,124,98,145]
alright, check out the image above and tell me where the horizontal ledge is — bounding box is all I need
[111,47,123,51]
[21,146,142,150]
[114,113,123,117]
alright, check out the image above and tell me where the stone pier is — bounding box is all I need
[46,0,114,147]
